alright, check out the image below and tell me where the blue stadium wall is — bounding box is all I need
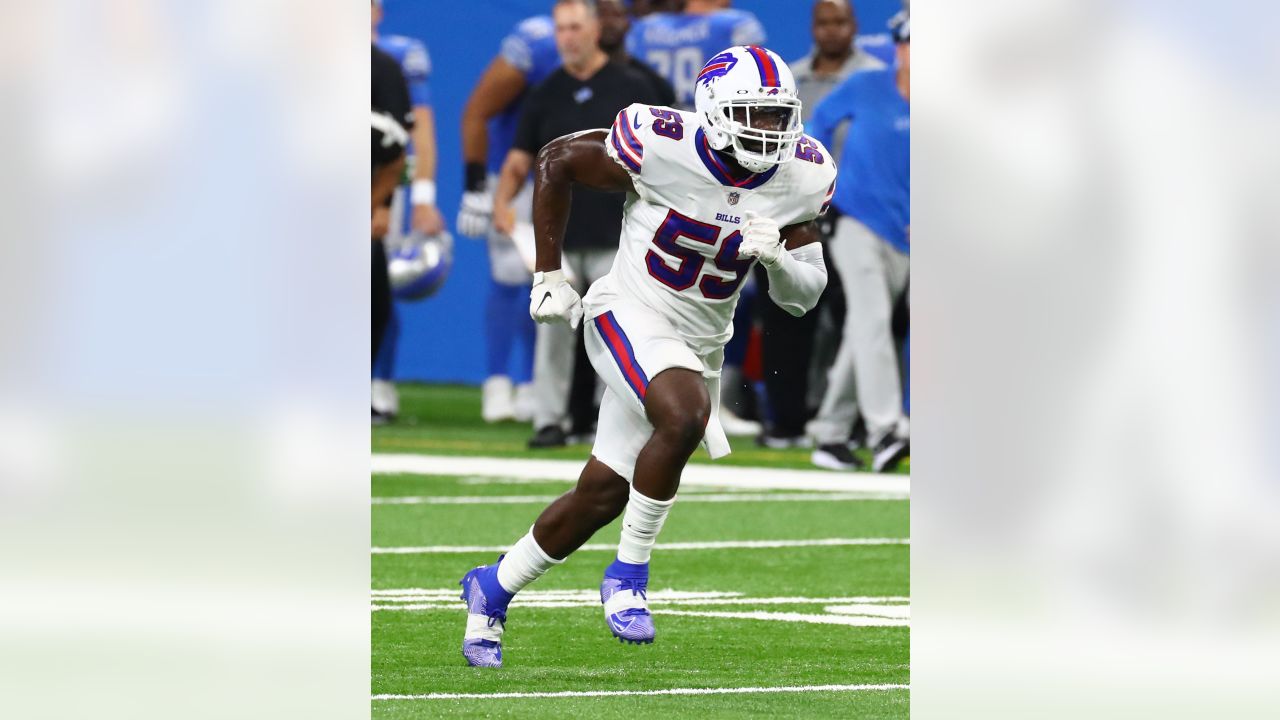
[379,0,902,384]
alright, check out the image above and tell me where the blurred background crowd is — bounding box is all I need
[371,0,910,472]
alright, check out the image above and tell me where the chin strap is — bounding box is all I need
[734,156,775,174]
[704,123,730,151]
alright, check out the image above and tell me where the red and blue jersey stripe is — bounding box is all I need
[821,178,836,214]
[610,109,644,173]
[745,45,781,88]
[595,311,649,401]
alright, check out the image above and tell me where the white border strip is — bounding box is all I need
[372,537,909,554]
[373,682,909,700]
[371,454,909,495]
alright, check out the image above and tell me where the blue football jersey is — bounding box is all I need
[376,34,434,233]
[856,32,898,67]
[488,15,561,172]
[808,69,910,253]
[626,10,766,109]
[376,34,432,109]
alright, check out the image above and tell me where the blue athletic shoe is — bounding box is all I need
[459,557,514,668]
[600,558,655,644]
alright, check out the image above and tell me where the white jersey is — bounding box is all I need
[588,103,837,355]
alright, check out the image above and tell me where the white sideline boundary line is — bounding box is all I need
[371,453,909,496]
[372,603,911,622]
[372,492,890,505]
[372,537,909,554]
[373,682,909,700]
[372,589,908,604]
[371,589,746,598]
[369,589,910,612]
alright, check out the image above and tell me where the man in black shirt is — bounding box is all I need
[492,0,666,448]
[597,0,676,108]
[372,45,414,144]
[371,44,413,423]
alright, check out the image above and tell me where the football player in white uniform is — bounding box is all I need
[459,45,836,668]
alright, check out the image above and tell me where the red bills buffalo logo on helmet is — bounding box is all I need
[697,52,739,86]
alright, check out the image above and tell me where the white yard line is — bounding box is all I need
[370,587,911,625]
[825,603,912,619]
[372,492,889,505]
[371,454,909,496]
[372,597,905,606]
[457,476,555,485]
[372,683,909,701]
[372,537,908,554]
[371,589,744,598]
[371,588,907,604]
[374,598,908,611]
[370,589,909,612]
[455,477,826,493]
[659,609,909,627]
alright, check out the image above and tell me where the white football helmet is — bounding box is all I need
[693,45,803,173]
[387,230,453,301]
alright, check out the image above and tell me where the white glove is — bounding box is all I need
[456,190,493,238]
[737,212,784,267]
[529,269,583,329]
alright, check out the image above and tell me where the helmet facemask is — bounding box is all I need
[708,97,803,174]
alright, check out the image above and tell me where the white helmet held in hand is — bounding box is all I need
[387,230,453,301]
[693,45,803,174]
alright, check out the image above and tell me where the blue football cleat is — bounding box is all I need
[461,638,502,668]
[459,557,514,668]
[600,558,655,644]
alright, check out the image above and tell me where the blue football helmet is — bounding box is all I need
[387,230,452,301]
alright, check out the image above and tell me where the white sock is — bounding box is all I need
[496,528,562,594]
[616,486,676,564]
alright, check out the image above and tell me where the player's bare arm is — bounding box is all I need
[525,130,635,329]
[461,58,529,167]
[530,129,636,272]
[409,106,444,234]
[492,148,534,236]
[456,58,531,237]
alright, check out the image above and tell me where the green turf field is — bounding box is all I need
[372,384,910,718]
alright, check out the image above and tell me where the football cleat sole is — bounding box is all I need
[615,634,654,645]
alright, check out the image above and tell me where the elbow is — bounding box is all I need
[771,293,814,317]
[461,97,492,138]
[769,273,825,317]
[460,93,482,124]
[784,294,820,317]
[534,139,571,188]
